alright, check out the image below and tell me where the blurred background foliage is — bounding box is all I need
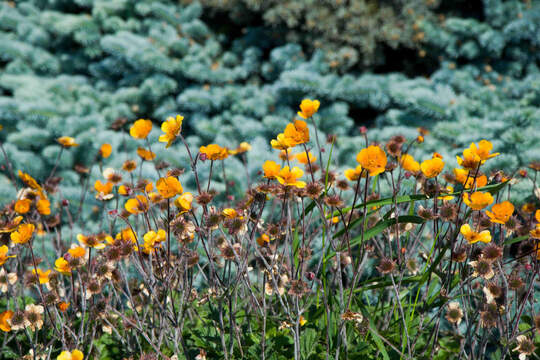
[0,0,539,232]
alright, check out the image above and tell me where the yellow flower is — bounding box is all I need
[356,146,387,177]
[420,157,445,178]
[57,350,84,360]
[399,154,420,173]
[77,233,108,250]
[460,224,491,244]
[143,229,166,245]
[158,115,183,148]
[486,201,514,224]
[276,166,306,188]
[344,165,364,181]
[297,99,320,119]
[456,140,498,170]
[0,245,15,266]
[99,143,112,158]
[536,209,540,223]
[438,186,454,201]
[31,268,51,284]
[0,216,22,234]
[57,136,79,147]
[174,192,193,213]
[137,147,156,161]
[14,199,31,214]
[54,257,71,275]
[125,195,149,214]
[262,160,281,179]
[229,142,252,155]
[271,133,296,150]
[200,144,229,160]
[295,151,317,165]
[0,310,13,332]
[222,208,240,219]
[156,177,183,198]
[115,228,137,244]
[130,119,153,139]
[36,199,51,215]
[11,223,35,244]
[463,191,494,211]
[299,315,307,326]
[530,225,540,239]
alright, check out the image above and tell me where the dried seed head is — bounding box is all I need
[482,244,503,262]
[288,280,309,297]
[336,179,349,191]
[439,203,457,222]
[445,302,464,325]
[196,192,214,206]
[480,303,499,328]
[303,182,323,199]
[386,140,402,157]
[507,275,524,291]
[377,258,396,275]
[324,195,344,208]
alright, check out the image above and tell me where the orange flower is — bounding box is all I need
[0,310,13,332]
[474,140,499,160]
[57,136,79,147]
[262,160,281,179]
[297,99,320,119]
[344,165,364,181]
[522,203,535,214]
[460,224,491,244]
[222,208,240,219]
[279,150,295,161]
[283,120,310,146]
[420,157,444,178]
[536,209,540,223]
[158,115,183,148]
[295,151,317,165]
[31,268,51,284]
[58,302,70,312]
[356,146,387,177]
[130,119,153,139]
[115,228,137,244]
[54,257,71,275]
[37,199,51,215]
[68,246,86,258]
[94,180,114,200]
[57,349,84,360]
[156,177,183,198]
[200,144,229,160]
[453,168,487,189]
[137,147,156,161]
[10,223,35,244]
[122,160,137,172]
[125,195,149,214]
[530,225,540,239]
[486,201,514,224]
[399,154,420,173]
[174,192,193,213]
[99,144,112,158]
[0,245,15,266]
[257,234,270,246]
[14,199,31,214]
[276,166,306,188]
[463,191,494,211]
[18,171,42,193]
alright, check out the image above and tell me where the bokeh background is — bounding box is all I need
[0,0,539,228]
